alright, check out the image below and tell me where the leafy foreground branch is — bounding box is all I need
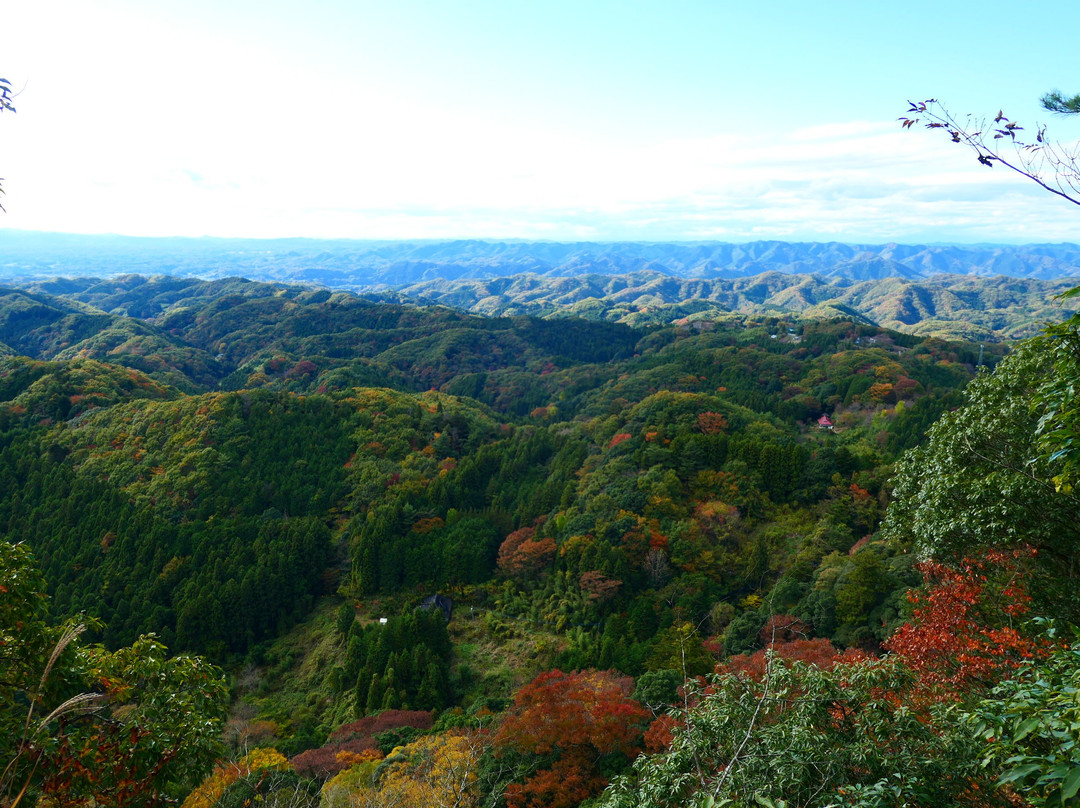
[0,541,229,808]
[598,655,995,808]
[971,628,1080,806]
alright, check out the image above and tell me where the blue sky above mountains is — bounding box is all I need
[2,0,1079,243]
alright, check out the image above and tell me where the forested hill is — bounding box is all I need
[8,268,1073,808]
[5,233,1079,342]
[0,277,640,406]
[400,270,1080,341]
[0,274,996,656]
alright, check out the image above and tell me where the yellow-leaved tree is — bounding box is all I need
[323,730,486,808]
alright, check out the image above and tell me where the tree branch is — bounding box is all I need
[901,99,1080,207]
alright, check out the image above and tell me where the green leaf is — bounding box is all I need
[998,763,1043,784]
[1015,716,1042,741]
[1060,766,1080,801]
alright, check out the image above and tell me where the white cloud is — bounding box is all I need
[3,1,1079,243]
[3,75,1078,242]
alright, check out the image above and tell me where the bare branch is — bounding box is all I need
[901,99,1080,207]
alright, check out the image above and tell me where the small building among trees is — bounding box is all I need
[418,593,453,622]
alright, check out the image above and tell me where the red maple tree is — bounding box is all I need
[721,616,866,681]
[884,547,1052,694]
[494,669,649,808]
[497,527,557,579]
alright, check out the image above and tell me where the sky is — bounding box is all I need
[2,0,1079,244]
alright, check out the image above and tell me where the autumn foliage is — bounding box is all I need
[724,638,865,680]
[722,616,866,681]
[497,527,556,579]
[506,757,603,808]
[329,710,435,745]
[884,548,1052,693]
[290,710,432,778]
[579,570,623,602]
[695,411,728,434]
[643,714,678,753]
[181,748,290,808]
[494,669,649,808]
[322,729,487,808]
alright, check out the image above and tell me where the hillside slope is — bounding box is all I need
[402,271,1080,340]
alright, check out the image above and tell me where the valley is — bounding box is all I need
[0,264,1075,807]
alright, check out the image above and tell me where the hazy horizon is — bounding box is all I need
[4,228,1080,250]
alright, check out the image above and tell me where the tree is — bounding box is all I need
[900,94,1080,207]
[721,615,865,681]
[884,549,1051,694]
[881,340,1080,620]
[493,669,649,808]
[1,541,229,808]
[362,730,486,808]
[496,527,556,580]
[598,655,1000,808]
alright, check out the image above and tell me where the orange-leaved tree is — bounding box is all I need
[497,527,556,580]
[885,547,1052,695]
[494,669,649,808]
[722,615,866,681]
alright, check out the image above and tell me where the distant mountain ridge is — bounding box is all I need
[2,231,1080,285]
[401,270,1080,341]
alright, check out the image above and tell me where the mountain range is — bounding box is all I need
[3,232,1080,341]
[401,270,1080,340]
[3,231,1080,285]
